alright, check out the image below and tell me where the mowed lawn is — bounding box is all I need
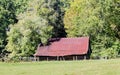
[0,59,120,75]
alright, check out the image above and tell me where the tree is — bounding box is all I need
[6,0,53,58]
[37,0,67,38]
[6,19,52,58]
[0,0,18,57]
[64,0,120,58]
[0,0,29,58]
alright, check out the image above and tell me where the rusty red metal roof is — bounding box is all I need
[34,37,89,56]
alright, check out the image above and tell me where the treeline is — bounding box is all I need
[0,0,120,60]
[64,0,120,58]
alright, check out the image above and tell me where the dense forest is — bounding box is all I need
[0,0,120,60]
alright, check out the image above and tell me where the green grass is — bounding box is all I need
[0,59,120,75]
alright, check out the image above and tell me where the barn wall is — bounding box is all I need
[38,55,89,61]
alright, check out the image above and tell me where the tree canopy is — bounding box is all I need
[37,0,67,38]
[0,0,17,57]
[64,0,120,58]
[6,0,53,58]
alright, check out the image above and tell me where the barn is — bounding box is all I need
[34,37,92,61]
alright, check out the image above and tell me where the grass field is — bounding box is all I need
[0,59,120,75]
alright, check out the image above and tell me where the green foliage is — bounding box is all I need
[0,0,29,57]
[64,0,120,58]
[0,0,18,56]
[0,40,4,55]
[6,0,53,58]
[14,0,29,14]
[37,0,66,37]
[6,19,52,58]
[59,0,71,11]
